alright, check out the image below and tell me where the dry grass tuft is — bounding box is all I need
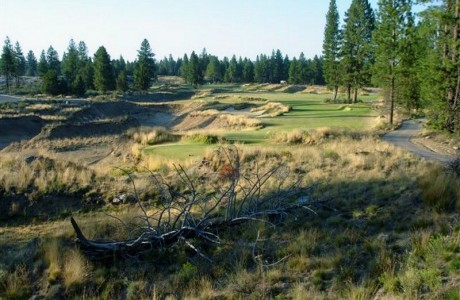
[128,126,179,146]
[419,166,460,211]
[250,101,291,116]
[62,249,92,289]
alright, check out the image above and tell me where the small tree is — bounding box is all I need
[93,46,115,93]
[41,70,59,95]
[37,50,48,76]
[187,51,203,87]
[13,42,26,87]
[134,39,156,91]
[0,37,15,92]
[26,50,37,76]
[116,71,128,92]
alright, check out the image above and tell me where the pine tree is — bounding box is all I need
[187,51,203,87]
[77,41,94,91]
[205,56,222,83]
[116,71,128,92]
[13,42,26,87]
[254,54,269,83]
[180,54,189,81]
[134,39,156,91]
[288,57,299,84]
[225,55,240,82]
[37,50,48,76]
[271,49,285,83]
[46,46,60,75]
[373,0,417,124]
[93,46,115,93]
[41,70,59,95]
[26,50,37,76]
[62,39,80,89]
[323,0,341,101]
[0,37,15,92]
[242,58,254,83]
[341,0,375,103]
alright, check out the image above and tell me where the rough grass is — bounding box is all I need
[128,126,179,146]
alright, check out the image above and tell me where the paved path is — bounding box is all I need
[382,119,454,163]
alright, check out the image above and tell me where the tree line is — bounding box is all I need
[0,38,325,95]
[163,49,324,87]
[323,0,460,131]
[0,38,156,95]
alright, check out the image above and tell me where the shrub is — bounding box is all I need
[185,133,222,144]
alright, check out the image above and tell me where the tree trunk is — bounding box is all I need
[390,75,395,125]
[353,88,358,104]
[333,85,338,102]
[347,84,351,104]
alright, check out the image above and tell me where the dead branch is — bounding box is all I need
[71,146,315,260]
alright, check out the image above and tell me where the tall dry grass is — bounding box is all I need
[128,126,179,146]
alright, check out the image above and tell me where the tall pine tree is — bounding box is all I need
[323,0,341,101]
[134,39,156,91]
[26,50,37,76]
[93,46,115,93]
[341,0,375,103]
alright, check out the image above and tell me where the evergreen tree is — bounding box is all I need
[297,53,308,83]
[26,50,37,76]
[116,71,128,92]
[242,58,254,83]
[341,0,375,103]
[62,39,80,91]
[37,50,48,76]
[254,54,270,83]
[134,39,156,90]
[113,55,126,76]
[373,0,418,124]
[225,55,240,82]
[46,46,60,75]
[323,0,341,101]
[93,46,115,93]
[187,51,203,87]
[0,37,15,92]
[13,42,26,87]
[288,57,299,84]
[271,49,285,83]
[180,54,189,80]
[41,70,60,95]
[205,56,222,83]
[283,55,290,82]
[76,41,94,91]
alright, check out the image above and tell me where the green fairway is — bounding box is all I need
[144,85,380,158]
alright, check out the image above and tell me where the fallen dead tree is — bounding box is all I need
[71,147,315,260]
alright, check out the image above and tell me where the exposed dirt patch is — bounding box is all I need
[0,116,46,150]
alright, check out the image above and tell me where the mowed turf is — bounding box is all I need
[145,87,380,160]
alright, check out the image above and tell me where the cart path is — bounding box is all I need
[382,119,454,163]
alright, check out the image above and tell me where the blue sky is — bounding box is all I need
[0,0,431,61]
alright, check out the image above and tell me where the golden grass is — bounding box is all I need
[419,165,460,211]
[250,101,291,116]
[0,154,95,194]
[128,126,179,146]
[62,249,91,289]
